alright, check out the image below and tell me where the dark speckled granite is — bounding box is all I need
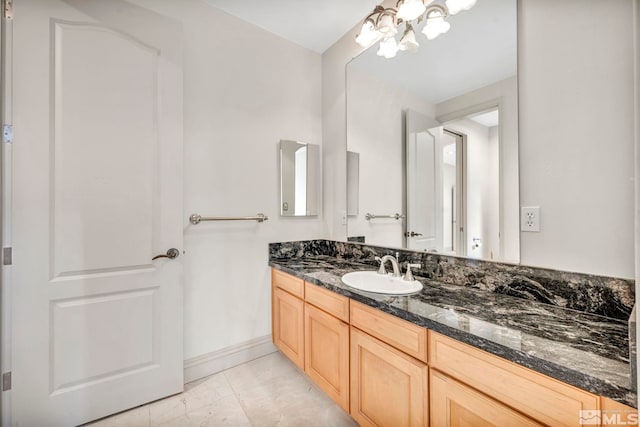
[269,242,637,408]
[270,240,635,321]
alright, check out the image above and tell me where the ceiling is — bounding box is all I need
[202,0,517,105]
[350,0,517,104]
[470,109,500,127]
[202,0,380,53]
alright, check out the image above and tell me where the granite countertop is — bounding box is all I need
[269,255,637,408]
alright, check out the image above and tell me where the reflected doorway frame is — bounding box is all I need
[442,128,467,257]
[437,99,505,260]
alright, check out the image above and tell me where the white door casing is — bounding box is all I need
[10,0,184,425]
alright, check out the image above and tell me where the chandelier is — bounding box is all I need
[355,0,477,58]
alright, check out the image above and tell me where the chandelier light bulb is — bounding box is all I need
[355,19,381,47]
[397,0,427,21]
[377,37,399,59]
[422,10,450,40]
[398,24,419,53]
[376,13,398,38]
[445,0,477,15]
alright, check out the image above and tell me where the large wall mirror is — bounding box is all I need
[346,0,518,263]
[280,140,321,217]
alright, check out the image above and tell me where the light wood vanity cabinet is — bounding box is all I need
[271,270,350,411]
[271,269,634,427]
[349,300,429,426]
[304,289,350,412]
[429,331,600,427]
[350,327,428,427]
[272,286,305,370]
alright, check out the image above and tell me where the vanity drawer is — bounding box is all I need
[350,300,427,362]
[305,282,349,322]
[272,268,304,299]
[430,369,542,427]
[428,331,600,427]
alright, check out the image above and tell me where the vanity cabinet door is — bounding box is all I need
[430,369,542,427]
[272,287,304,370]
[304,303,349,412]
[350,327,428,427]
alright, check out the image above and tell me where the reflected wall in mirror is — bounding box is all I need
[280,140,320,217]
[346,0,519,263]
[347,151,360,216]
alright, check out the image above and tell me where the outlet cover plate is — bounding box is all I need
[521,206,540,232]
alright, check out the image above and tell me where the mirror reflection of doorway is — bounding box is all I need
[405,107,500,259]
[444,107,500,260]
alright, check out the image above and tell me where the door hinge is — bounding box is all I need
[3,247,12,265]
[2,125,12,143]
[3,0,12,19]
[2,372,10,391]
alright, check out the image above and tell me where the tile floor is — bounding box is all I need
[87,351,358,427]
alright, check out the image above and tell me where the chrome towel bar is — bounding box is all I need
[189,213,269,224]
[365,213,405,221]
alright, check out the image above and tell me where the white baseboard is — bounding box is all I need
[183,335,278,383]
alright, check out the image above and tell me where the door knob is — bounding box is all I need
[404,231,423,237]
[152,248,180,260]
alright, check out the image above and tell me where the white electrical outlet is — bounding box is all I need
[341,210,347,225]
[521,206,540,232]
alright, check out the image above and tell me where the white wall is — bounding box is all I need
[324,0,636,278]
[519,0,635,278]
[346,67,435,247]
[130,0,326,360]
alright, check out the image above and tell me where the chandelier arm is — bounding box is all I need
[362,5,385,23]
[424,3,449,18]
[374,7,404,27]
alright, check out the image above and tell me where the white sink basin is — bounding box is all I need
[341,271,423,295]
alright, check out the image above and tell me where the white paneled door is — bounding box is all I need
[10,0,184,425]
[405,109,443,252]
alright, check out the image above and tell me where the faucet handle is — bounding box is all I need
[374,256,386,275]
[404,263,421,281]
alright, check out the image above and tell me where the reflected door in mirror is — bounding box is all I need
[406,110,443,252]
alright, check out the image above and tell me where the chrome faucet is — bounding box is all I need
[375,254,401,278]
